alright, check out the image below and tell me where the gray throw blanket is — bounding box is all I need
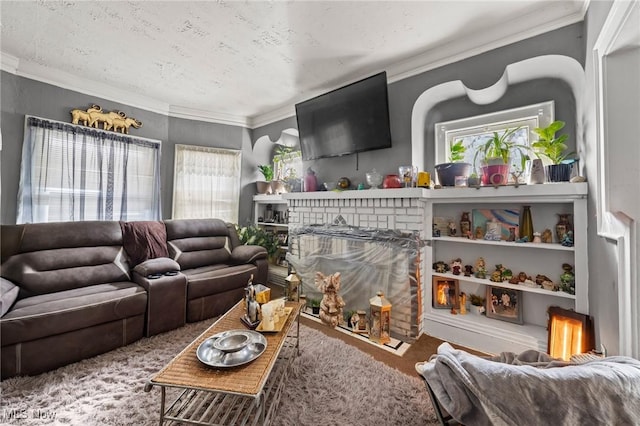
[416,343,640,426]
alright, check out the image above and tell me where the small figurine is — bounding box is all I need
[460,212,471,237]
[484,218,501,241]
[464,264,474,277]
[450,258,463,275]
[515,236,529,243]
[532,232,542,243]
[507,227,516,242]
[433,261,450,274]
[432,223,441,238]
[474,257,487,279]
[475,226,484,240]
[241,275,262,328]
[448,221,457,237]
[517,271,528,283]
[541,228,553,244]
[508,275,520,284]
[490,268,503,283]
[561,231,574,247]
[541,279,558,291]
[560,263,575,295]
[502,268,513,282]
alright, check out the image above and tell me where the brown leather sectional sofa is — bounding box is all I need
[0,218,268,379]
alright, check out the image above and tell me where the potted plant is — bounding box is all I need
[531,120,575,182]
[434,139,472,186]
[473,127,530,185]
[236,224,279,262]
[308,298,321,315]
[469,294,486,315]
[256,164,274,194]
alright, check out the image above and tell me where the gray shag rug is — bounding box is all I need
[1,321,437,425]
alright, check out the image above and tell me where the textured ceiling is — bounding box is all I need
[0,1,586,127]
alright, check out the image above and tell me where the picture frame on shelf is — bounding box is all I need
[485,286,523,324]
[432,277,459,309]
[277,231,288,246]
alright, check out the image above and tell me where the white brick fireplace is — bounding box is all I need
[283,188,428,341]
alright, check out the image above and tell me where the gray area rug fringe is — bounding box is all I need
[1,321,437,425]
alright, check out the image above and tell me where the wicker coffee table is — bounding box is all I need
[145,300,302,425]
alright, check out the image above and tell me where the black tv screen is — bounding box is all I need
[295,71,392,161]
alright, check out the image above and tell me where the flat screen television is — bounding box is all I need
[295,71,392,161]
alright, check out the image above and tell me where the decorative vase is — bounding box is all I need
[365,169,383,189]
[256,181,271,194]
[435,163,472,187]
[304,168,318,192]
[528,159,545,184]
[555,213,573,242]
[481,164,510,186]
[382,174,402,189]
[519,205,534,242]
[546,163,573,182]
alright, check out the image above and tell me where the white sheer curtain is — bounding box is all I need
[17,116,161,223]
[172,144,241,222]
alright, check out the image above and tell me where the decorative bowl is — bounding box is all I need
[212,333,249,352]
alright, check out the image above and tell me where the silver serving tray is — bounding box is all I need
[196,330,267,368]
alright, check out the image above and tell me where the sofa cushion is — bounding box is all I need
[1,278,19,317]
[2,246,130,298]
[1,282,147,346]
[183,264,256,300]
[165,219,234,270]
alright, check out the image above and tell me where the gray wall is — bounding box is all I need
[258,23,584,187]
[0,72,253,224]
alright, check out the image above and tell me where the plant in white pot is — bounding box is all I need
[256,164,274,194]
[531,120,576,182]
[472,127,530,186]
[434,139,472,186]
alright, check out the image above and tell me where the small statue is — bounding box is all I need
[541,228,553,244]
[502,268,513,282]
[450,258,462,276]
[561,231,574,247]
[433,261,450,274]
[560,263,576,295]
[316,271,346,328]
[464,264,474,277]
[484,218,501,241]
[458,292,467,315]
[475,226,484,240]
[474,257,487,279]
[432,224,441,238]
[532,232,542,243]
[508,275,520,284]
[490,269,503,283]
[242,275,261,328]
[517,271,528,283]
[448,221,457,237]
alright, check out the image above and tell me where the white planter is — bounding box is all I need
[469,305,485,316]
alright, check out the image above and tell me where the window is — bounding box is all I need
[435,101,555,173]
[172,144,241,223]
[17,116,161,223]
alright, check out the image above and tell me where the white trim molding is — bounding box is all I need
[593,0,640,358]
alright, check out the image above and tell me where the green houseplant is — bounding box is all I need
[531,120,575,182]
[256,164,274,194]
[236,224,279,261]
[434,139,472,186]
[473,127,530,185]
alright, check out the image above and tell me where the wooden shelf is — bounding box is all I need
[256,222,288,228]
[432,236,574,251]
[432,272,576,299]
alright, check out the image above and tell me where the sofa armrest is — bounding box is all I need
[230,245,267,265]
[133,268,186,337]
[133,257,180,278]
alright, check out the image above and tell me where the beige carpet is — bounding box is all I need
[1,320,438,425]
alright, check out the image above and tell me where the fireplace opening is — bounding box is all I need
[286,225,423,342]
[547,306,595,361]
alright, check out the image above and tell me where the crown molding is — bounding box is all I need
[1,3,587,130]
[168,105,250,128]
